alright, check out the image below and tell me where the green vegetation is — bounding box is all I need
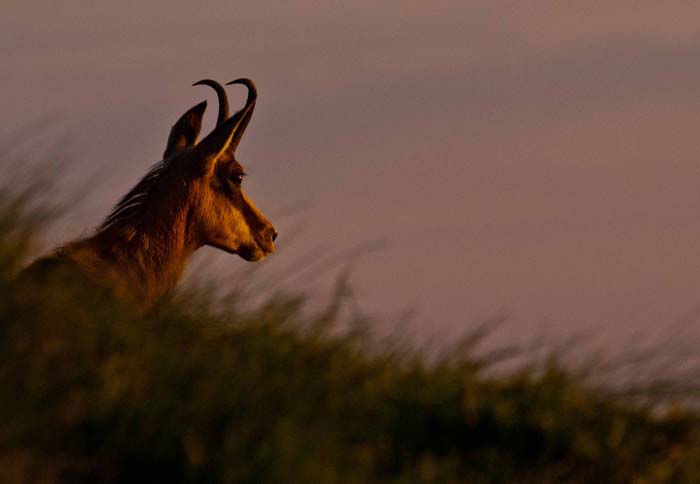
[2,191,700,483]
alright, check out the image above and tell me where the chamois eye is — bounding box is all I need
[230,173,244,185]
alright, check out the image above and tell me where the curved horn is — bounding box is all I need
[193,79,229,127]
[225,78,257,152]
[226,78,257,106]
[192,78,258,170]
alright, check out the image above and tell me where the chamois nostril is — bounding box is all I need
[272,229,278,242]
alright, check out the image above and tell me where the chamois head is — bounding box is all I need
[101,78,277,263]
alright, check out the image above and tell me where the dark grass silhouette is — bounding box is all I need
[3,187,700,483]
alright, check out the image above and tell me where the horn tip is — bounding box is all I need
[225,78,254,85]
[225,78,257,97]
[192,79,216,87]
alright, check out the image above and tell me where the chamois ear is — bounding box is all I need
[163,100,207,159]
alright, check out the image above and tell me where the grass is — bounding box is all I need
[3,188,700,483]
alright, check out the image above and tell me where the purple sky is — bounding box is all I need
[5,2,700,345]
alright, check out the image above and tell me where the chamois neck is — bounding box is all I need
[88,202,199,305]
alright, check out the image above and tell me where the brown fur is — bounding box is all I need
[22,79,276,308]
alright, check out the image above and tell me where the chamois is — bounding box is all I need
[21,78,277,307]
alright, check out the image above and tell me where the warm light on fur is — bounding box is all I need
[22,78,277,307]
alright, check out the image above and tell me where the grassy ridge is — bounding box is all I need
[2,193,700,483]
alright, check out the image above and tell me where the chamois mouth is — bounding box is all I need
[235,238,274,262]
[210,237,273,262]
[206,241,263,261]
[239,244,266,261]
[254,236,275,256]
